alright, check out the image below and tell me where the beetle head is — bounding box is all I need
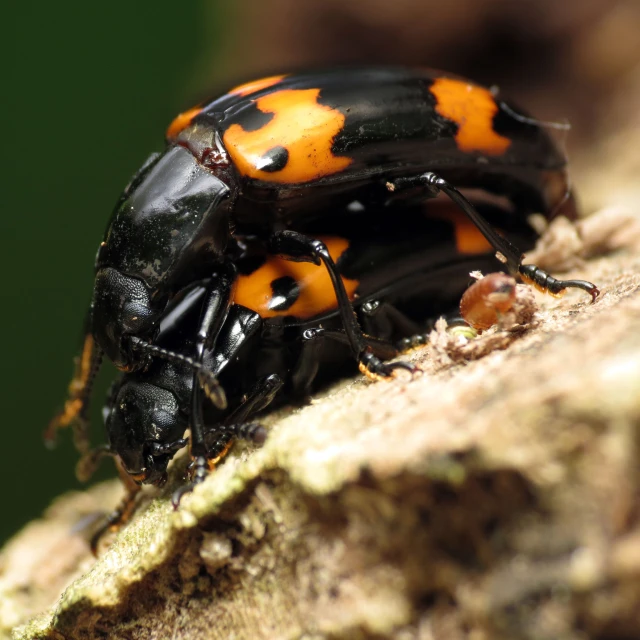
[104,378,187,487]
[92,268,161,370]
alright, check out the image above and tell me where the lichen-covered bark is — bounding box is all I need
[2,241,640,639]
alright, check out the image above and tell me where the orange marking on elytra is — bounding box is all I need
[166,106,203,140]
[229,74,287,97]
[431,78,511,155]
[234,237,359,319]
[223,88,352,184]
[425,208,492,255]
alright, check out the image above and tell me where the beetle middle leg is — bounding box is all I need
[387,172,599,302]
[268,230,420,381]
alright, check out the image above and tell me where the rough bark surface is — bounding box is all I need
[5,67,640,638]
[2,235,640,639]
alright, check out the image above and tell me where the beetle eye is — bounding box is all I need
[122,301,156,333]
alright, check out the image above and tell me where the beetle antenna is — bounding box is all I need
[130,337,227,409]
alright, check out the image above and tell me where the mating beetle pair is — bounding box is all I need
[48,67,598,528]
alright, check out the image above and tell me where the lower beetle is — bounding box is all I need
[49,67,599,489]
[78,200,591,548]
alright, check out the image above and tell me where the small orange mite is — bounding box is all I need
[459,273,517,331]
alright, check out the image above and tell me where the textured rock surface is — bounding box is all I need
[3,237,640,639]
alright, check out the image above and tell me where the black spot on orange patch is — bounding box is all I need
[431,78,511,156]
[223,88,352,184]
[257,145,289,173]
[268,276,299,311]
[234,237,359,319]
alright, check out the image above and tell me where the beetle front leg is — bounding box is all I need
[90,456,142,555]
[187,264,237,459]
[172,374,283,508]
[46,318,103,453]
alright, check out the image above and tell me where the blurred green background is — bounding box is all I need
[1,2,233,545]
[3,0,636,546]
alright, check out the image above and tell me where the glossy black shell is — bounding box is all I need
[92,66,571,368]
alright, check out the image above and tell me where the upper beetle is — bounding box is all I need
[48,67,598,451]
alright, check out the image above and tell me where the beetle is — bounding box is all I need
[78,198,587,548]
[48,67,598,480]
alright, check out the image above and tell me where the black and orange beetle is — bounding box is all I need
[81,202,545,545]
[49,67,599,497]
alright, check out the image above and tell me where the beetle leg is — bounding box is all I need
[268,231,360,348]
[75,443,114,483]
[172,375,283,508]
[172,455,208,508]
[188,263,237,462]
[167,267,237,509]
[87,441,190,553]
[299,327,399,356]
[300,326,419,381]
[290,329,322,399]
[289,327,389,397]
[149,438,188,457]
[89,457,142,555]
[518,265,599,301]
[387,173,599,302]
[269,230,419,380]
[204,374,282,457]
[296,326,420,386]
[226,374,284,423]
[360,299,421,338]
[45,320,103,453]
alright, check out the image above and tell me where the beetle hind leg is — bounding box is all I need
[387,172,599,302]
[519,265,599,302]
